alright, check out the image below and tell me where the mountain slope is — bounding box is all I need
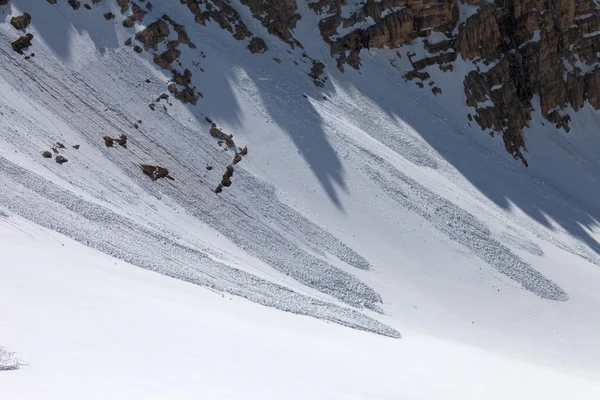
[1,1,600,398]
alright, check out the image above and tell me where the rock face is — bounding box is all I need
[185,0,253,41]
[311,0,459,70]
[458,0,600,164]
[240,0,301,47]
[308,0,600,164]
[135,19,170,50]
[25,0,600,164]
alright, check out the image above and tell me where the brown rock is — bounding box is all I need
[67,0,80,10]
[135,19,170,50]
[240,0,301,46]
[117,0,129,14]
[175,87,198,105]
[154,48,181,69]
[11,34,33,54]
[140,164,174,181]
[248,37,268,54]
[10,13,31,30]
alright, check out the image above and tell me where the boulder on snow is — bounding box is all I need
[11,34,33,54]
[10,13,31,30]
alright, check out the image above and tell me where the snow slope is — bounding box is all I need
[1,1,600,398]
[2,215,600,399]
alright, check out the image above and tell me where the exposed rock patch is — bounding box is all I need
[11,34,33,55]
[140,164,174,181]
[309,0,600,164]
[10,13,31,30]
[240,0,302,47]
[135,19,170,50]
[248,37,268,54]
[67,0,81,10]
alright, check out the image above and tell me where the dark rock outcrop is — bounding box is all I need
[309,0,600,164]
[10,13,31,30]
[11,34,33,54]
[240,0,301,47]
[135,19,170,50]
[248,37,268,54]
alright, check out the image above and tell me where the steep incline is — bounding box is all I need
[1,1,600,397]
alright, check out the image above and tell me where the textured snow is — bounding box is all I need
[1,0,600,398]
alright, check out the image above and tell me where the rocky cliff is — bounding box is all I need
[4,0,600,165]
[310,0,600,165]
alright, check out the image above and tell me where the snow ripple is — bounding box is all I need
[0,157,400,338]
[361,149,568,301]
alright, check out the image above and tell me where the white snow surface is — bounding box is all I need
[1,1,600,398]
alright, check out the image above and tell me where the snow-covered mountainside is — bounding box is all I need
[1,0,600,398]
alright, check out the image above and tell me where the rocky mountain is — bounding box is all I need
[2,1,600,397]
[311,0,600,165]
[5,1,600,166]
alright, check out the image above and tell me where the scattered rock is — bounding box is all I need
[67,0,81,10]
[72,144,80,149]
[133,45,143,53]
[135,19,170,50]
[162,14,191,45]
[42,151,52,158]
[104,12,116,21]
[172,69,192,86]
[239,146,248,156]
[233,153,242,164]
[117,0,129,14]
[123,2,147,27]
[215,184,223,193]
[103,136,115,147]
[220,165,234,187]
[11,34,33,55]
[206,165,213,171]
[309,60,326,87]
[140,164,174,181]
[153,48,181,69]
[248,37,268,54]
[55,155,68,164]
[239,0,302,47]
[124,37,132,46]
[175,87,198,105]
[84,3,91,10]
[10,13,31,30]
[117,134,127,148]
